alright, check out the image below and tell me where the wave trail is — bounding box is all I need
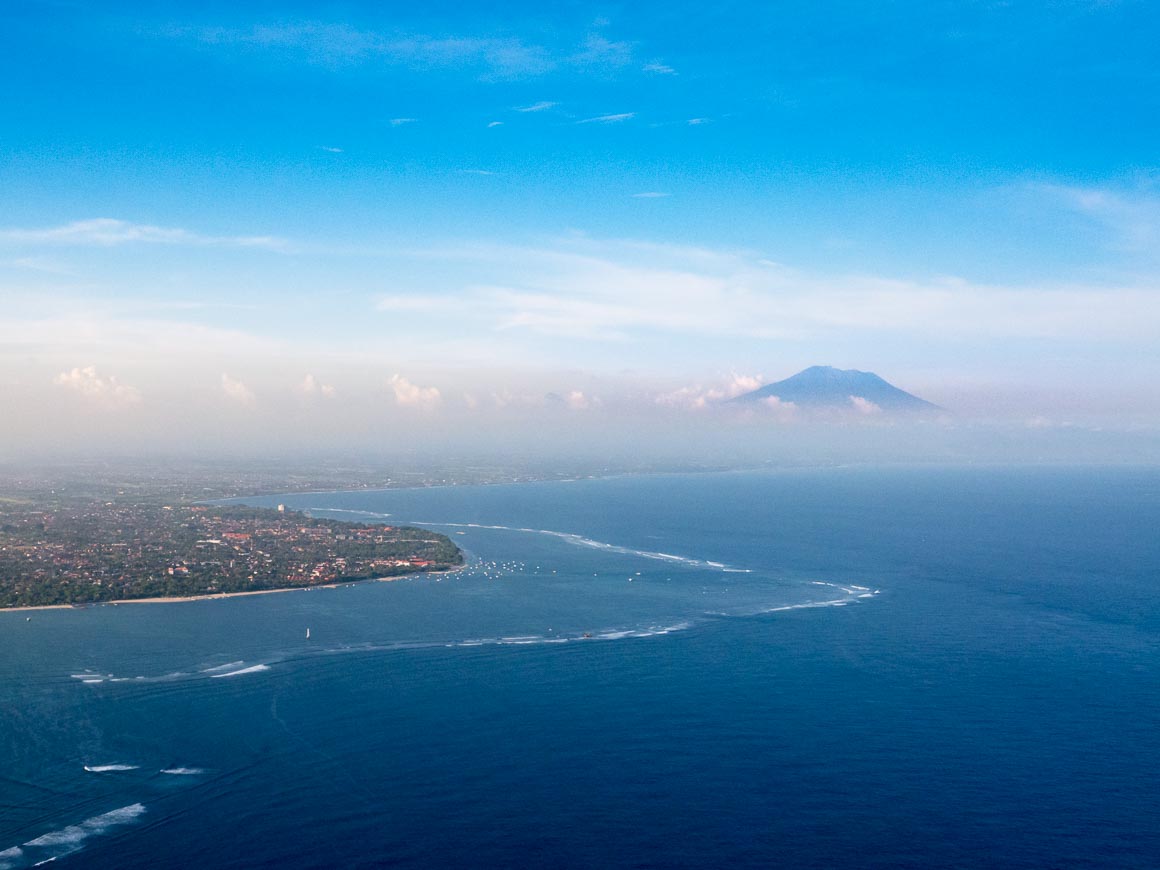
[307,508,392,519]
[413,522,745,573]
[199,661,245,674]
[209,664,270,678]
[82,764,138,773]
[10,803,146,866]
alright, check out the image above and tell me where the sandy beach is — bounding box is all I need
[0,566,464,614]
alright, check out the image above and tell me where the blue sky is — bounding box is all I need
[2,1,1159,453]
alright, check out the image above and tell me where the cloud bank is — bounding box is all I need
[54,366,142,407]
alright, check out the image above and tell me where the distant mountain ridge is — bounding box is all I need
[732,366,940,412]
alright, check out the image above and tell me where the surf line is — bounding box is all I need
[409,521,753,574]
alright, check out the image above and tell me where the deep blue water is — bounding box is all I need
[2,467,1159,868]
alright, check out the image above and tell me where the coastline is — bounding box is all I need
[0,565,464,614]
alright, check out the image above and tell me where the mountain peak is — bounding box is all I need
[732,366,940,412]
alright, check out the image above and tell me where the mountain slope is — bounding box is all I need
[732,366,940,412]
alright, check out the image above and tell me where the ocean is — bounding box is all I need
[2,467,1158,868]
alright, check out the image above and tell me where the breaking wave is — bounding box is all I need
[209,664,270,679]
[413,522,750,573]
[4,804,146,867]
[72,660,273,686]
[307,508,393,520]
[62,519,880,689]
[82,764,139,773]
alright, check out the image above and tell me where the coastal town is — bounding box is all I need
[0,498,462,609]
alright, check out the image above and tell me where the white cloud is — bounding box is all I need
[643,62,676,75]
[53,366,142,406]
[515,101,557,112]
[0,256,75,275]
[0,313,284,364]
[491,389,541,409]
[565,390,591,410]
[687,118,709,125]
[172,24,554,79]
[727,374,764,396]
[389,35,553,78]
[0,218,287,250]
[578,112,635,124]
[319,145,343,153]
[487,121,504,127]
[1033,181,1160,254]
[300,374,336,398]
[656,373,764,409]
[544,390,590,409]
[389,118,417,126]
[571,34,633,70]
[655,386,703,409]
[221,373,255,405]
[849,396,882,415]
[407,237,1160,344]
[389,374,441,409]
[760,396,799,420]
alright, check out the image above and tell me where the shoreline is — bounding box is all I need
[0,565,464,614]
[208,460,1126,507]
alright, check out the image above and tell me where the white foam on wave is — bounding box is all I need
[756,598,854,614]
[160,767,205,775]
[82,764,138,773]
[73,661,267,686]
[209,664,270,678]
[391,622,702,653]
[200,661,245,674]
[17,803,146,861]
[416,521,744,573]
[600,622,694,639]
[308,508,392,519]
[0,847,24,870]
[103,671,189,684]
[595,630,635,640]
